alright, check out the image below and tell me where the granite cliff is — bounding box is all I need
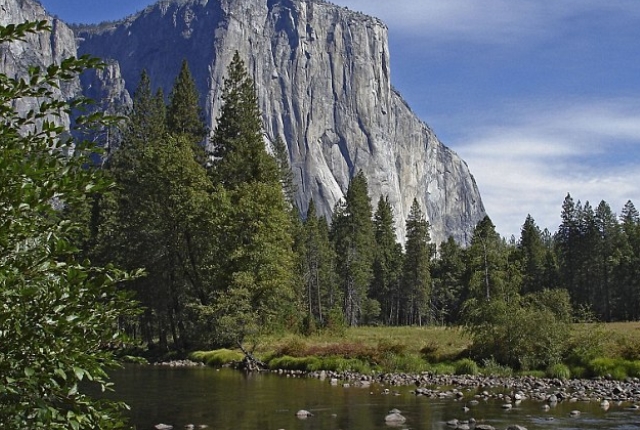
[7,0,486,245]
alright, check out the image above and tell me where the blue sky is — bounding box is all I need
[37,0,640,239]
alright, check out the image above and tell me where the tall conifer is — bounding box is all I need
[331,171,375,326]
[210,51,278,187]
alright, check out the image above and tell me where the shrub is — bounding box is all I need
[568,324,610,366]
[589,357,617,378]
[616,337,640,361]
[276,337,308,357]
[611,365,628,381]
[455,358,479,375]
[625,360,640,378]
[463,292,571,370]
[427,362,456,375]
[420,341,440,362]
[570,366,587,379]
[481,358,513,377]
[190,349,244,366]
[546,363,571,380]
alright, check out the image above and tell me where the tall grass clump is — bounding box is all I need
[625,360,640,378]
[454,358,479,376]
[481,358,513,377]
[546,363,571,380]
[588,357,617,378]
[189,349,244,366]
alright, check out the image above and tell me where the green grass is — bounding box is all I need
[190,349,244,366]
[454,358,479,375]
[188,323,640,378]
[546,363,571,379]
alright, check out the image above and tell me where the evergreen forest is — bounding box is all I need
[84,53,640,352]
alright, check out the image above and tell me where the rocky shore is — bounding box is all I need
[292,369,640,405]
[153,360,640,405]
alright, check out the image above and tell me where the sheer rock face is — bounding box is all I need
[1,0,80,128]
[7,0,486,245]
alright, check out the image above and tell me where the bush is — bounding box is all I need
[463,292,571,370]
[190,349,244,366]
[611,366,628,381]
[568,324,610,366]
[427,362,456,375]
[589,357,617,378]
[455,358,479,375]
[276,337,308,357]
[420,341,440,362]
[546,363,571,380]
[481,358,513,377]
[570,366,587,379]
[625,360,640,378]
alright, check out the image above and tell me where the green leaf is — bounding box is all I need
[73,366,85,381]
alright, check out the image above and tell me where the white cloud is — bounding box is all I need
[453,98,640,238]
[333,0,640,45]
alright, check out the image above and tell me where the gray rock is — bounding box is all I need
[296,409,313,418]
[385,412,406,424]
[1,0,81,130]
[74,0,485,245]
[5,0,485,244]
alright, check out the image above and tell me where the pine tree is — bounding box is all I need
[208,52,297,340]
[300,200,337,328]
[556,193,581,299]
[371,196,403,325]
[210,51,279,187]
[594,200,623,320]
[619,201,640,319]
[331,171,375,326]
[167,59,207,145]
[465,216,511,301]
[272,135,297,207]
[432,236,466,324]
[518,214,546,294]
[401,199,432,325]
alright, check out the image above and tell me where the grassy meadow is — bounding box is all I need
[190,322,640,380]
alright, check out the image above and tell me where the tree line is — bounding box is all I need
[81,53,640,351]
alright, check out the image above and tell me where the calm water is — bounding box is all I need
[105,365,640,430]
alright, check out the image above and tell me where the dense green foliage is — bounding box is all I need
[89,48,640,362]
[0,21,137,429]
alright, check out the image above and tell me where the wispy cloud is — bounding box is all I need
[453,97,640,237]
[336,0,640,45]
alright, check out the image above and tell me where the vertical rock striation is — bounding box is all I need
[6,0,485,245]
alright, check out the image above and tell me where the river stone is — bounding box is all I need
[296,409,313,418]
[505,426,528,430]
[154,425,173,430]
[385,412,406,423]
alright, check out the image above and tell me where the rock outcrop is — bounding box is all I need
[1,0,80,129]
[7,0,486,245]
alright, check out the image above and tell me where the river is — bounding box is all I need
[105,365,640,430]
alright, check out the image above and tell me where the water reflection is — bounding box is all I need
[103,366,640,430]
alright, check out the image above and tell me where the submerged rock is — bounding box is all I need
[384,412,406,423]
[296,409,313,419]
